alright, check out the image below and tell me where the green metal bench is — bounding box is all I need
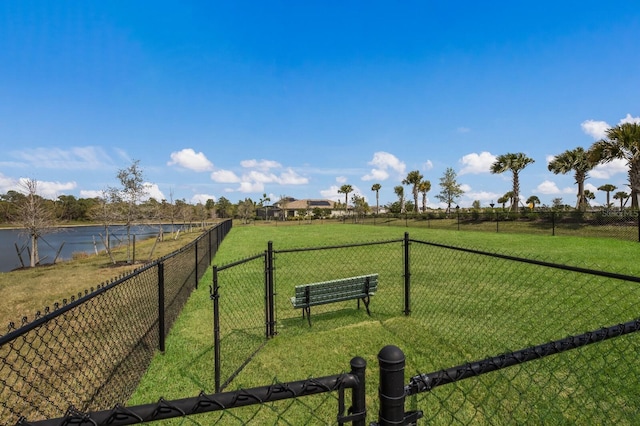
[290,274,378,326]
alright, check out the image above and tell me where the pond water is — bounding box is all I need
[0,224,181,273]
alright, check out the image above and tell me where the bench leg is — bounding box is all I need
[303,306,311,326]
[360,296,371,316]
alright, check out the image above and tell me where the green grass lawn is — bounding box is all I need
[129,223,640,424]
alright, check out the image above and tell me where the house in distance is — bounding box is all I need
[261,198,347,220]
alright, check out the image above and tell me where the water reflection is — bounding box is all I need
[0,224,183,273]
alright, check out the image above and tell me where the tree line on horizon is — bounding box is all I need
[2,122,639,267]
[342,121,639,215]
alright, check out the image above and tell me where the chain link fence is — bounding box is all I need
[8,226,640,424]
[208,233,640,424]
[362,209,640,241]
[0,221,232,425]
[212,253,269,392]
[404,238,640,424]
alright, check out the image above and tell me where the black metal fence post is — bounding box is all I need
[377,345,406,425]
[403,232,411,316]
[194,243,199,289]
[348,356,367,426]
[266,241,276,338]
[212,266,221,393]
[552,211,556,236]
[637,209,640,242]
[208,227,212,263]
[158,261,165,353]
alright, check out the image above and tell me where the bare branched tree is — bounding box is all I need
[88,188,119,263]
[114,160,148,264]
[17,178,53,267]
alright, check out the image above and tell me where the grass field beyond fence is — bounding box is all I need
[129,223,640,424]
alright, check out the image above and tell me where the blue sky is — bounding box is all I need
[1,1,639,208]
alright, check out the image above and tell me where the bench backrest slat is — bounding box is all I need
[291,274,378,308]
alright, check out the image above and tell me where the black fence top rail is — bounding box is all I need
[18,372,361,426]
[215,252,265,271]
[406,317,640,396]
[0,262,157,346]
[410,238,640,284]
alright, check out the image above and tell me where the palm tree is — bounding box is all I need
[597,184,617,209]
[498,191,514,210]
[490,153,535,211]
[547,147,595,211]
[613,191,629,211]
[583,189,595,207]
[259,193,271,221]
[589,122,640,209]
[526,195,540,210]
[338,184,353,217]
[371,183,382,214]
[418,180,431,213]
[394,185,405,213]
[402,170,423,213]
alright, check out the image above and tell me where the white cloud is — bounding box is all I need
[214,160,308,194]
[246,170,278,183]
[457,127,471,133]
[0,173,17,194]
[279,168,309,184]
[585,183,598,193]
[362,168,389,181]
[79,189,104,198]
[11,146,112,170]
[336,176,348,184]
[581,120,610,140]
[535,180,574,195]
[114,148,130,162]
[15,178,77,200]
[580,115,640,140]
[191,193,217,204]
[619,114,640,125]
[221,160,309,193]
[459,152,496,175]
[237,181,265,193]
[321,185,342,201]
[240,159,282,170]
[167,148,214,172]
[423,160,434,171]
[362,151,406,181]
[320,185,365,203]
[211,170,241,183]
[590,159,627,179]
[460,184,472,192]
[142,183,165,201]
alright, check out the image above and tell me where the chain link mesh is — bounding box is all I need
[0,268,160,424]
[274,240,404,329]
[361,210,640,241]
[212,234,640,424]
[0,222,231,425]
[405,239,640,424]
[215,254,269,391]
[6,222,640,424]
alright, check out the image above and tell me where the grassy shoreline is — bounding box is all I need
[0,225,209,329]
